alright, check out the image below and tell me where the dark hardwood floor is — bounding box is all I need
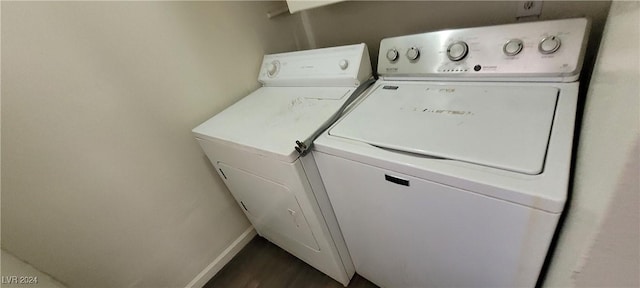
[204,236,378,288]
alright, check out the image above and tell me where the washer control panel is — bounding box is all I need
[259,43,372,86]
[378,18,590,82]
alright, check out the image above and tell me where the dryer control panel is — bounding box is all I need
[259,43,372,87]
[378,18,590,82]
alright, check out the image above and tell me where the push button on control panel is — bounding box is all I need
[266,60,280,77]
[386,49,399,62]
[447,41,469,61]
[539,36,561,54]
[503,39,523,56]
[406,47,420,61]
[339,59,349,70]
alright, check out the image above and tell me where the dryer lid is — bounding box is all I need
[329,83,559,174]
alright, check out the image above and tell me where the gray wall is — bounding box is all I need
[546,2,640,286]
[1,2,304,287]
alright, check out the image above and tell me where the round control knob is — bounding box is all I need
[386,49,399,62]
[538,36,561,54]
[339,59,349,70]
[266,60,279,77]
[406,47,420,61]
[447,41,469,61]
[503,39,523,56]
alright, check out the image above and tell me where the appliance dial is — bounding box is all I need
[406,47,420,61]
[267,60,279,77]
[538,36,561,54]
[386,49,399,62]
[447,41,469,61]
[339,59,349,70]
[503,39,523,56]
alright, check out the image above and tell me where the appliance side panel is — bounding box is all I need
[302,152,356,279]
[314,152,559,288]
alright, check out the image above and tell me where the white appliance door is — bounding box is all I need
[217,162,320,251]
[329,83,558,174]
[315,152,559,288]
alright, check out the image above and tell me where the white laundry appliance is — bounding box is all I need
[313,19,590,287]
[192,44,372,285]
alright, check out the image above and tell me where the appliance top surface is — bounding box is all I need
[193,43,372,163]
[193,86,354,162]
[314,80,580,213]
[329,82,559,175]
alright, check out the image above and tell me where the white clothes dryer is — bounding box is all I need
[193,44,372,285]
[313,19,590,287]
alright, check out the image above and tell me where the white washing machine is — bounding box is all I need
[192,44,372,286]
[313,19,590,287]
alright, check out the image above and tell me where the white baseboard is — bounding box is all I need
[185,226,257,288]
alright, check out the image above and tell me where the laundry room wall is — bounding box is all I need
[544,1,639,287]
[1,1,305,287]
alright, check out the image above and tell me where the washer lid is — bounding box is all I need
[329,83,559,174]
[193,86,353,163]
